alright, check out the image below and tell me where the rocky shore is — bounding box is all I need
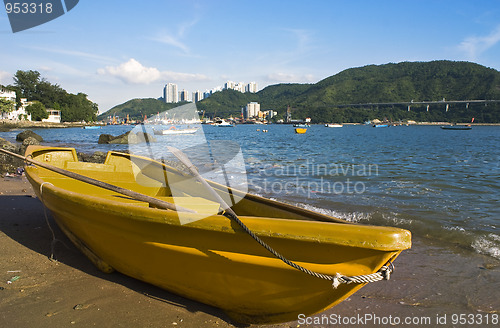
[0,130,106,174]
[0,119,93,132]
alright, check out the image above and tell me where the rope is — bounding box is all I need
[222,210,394,289]
[39,182,70,261]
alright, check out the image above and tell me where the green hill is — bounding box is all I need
[98,98,189,121]
[101,61,500,123]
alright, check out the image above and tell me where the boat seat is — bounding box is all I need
[65,161,115,172]
[158,196,221,214]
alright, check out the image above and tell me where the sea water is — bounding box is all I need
[1,124,499,260]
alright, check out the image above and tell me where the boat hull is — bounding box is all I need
[24,146,411,324]
[440,125,472,130]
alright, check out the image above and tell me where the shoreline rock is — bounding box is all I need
[16,130,44,142]
[98,131,156,144]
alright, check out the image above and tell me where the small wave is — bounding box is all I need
[472,234,500,260]
[443,225,466,232]
[380,212,414,226]
[299,204,372,223]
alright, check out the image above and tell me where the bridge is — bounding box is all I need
[330,99,500,111]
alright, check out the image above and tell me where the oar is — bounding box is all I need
[167,146,237,216]
[0,148,195,213]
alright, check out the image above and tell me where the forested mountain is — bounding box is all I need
[98,98,186,120]
[103,61,500,123]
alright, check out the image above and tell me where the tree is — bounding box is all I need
[13,70,41,100]
[0,98,15,115]
[26,101,48,121]
[10,70,99,122]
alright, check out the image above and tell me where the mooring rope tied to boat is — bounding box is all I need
[39,181,69,261]
[168,146,395,289]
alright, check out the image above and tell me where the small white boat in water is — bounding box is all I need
[215,120,234,127]
[325,124,343,128]
[153,127,199,135]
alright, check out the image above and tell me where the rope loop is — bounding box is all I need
[40,181,53,196]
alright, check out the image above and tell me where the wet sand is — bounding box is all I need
[1,176,499,327]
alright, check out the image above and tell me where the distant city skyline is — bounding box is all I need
[163,80,258,103]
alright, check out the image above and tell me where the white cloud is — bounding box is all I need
[97,58,209,84]
[98,58,161,84]
[150,33,190,53]
[149,17,199,55]
[458,25,500,59]
[267,72,315,83]
[24,45,116,64]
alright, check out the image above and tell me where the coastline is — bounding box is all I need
[1,176,498,327]
[0,120,99,131]
[2,119,500,133]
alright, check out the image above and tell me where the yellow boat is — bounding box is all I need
[295,128,307,134]
[23,146,411,324]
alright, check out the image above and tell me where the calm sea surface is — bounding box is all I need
[1,124,499,259]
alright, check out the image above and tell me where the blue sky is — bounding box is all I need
[1,0,500,113]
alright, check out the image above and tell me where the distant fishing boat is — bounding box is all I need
[441,118,474,130]
[293,123,310,128]
[440,125,472,130]
[325,124,343,128]
[153,126,199,135]
[83,126,101,129]
[373,124,389,128]
[295,128,307,134]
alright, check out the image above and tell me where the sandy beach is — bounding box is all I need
[1,176,499,328]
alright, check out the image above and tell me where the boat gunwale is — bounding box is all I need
[24,146,411,251]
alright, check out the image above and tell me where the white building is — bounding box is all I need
[0,88,16,102]
[8,98,32,120]
[245,82,258,93]
[224,81,235,90]
[42,109,61,123]
[263,110,277,119]
[163,83,178,103]
[179,89,190,102]
[245,102,260,118]
[1,89,32,121]
[234,82,245,93]
[192,90,203,102]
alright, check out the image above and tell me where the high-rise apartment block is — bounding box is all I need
[245,102,261,118]
[192,90,203,102]
[245,82,258,93]
[163,83,178,103]
[179,89,189,102]
[224,81,257,93]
